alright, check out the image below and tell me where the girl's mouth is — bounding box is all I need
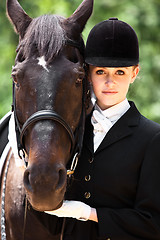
[102,90,118,95]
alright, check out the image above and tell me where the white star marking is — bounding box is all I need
[37,56,49,72]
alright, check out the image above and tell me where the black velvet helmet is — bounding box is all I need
[85,18,139,67]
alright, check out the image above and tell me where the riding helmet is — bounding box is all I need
[85,18,139,67]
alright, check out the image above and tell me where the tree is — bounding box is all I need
[0,0,160,122]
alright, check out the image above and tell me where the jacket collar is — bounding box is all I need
[84,101,141,154]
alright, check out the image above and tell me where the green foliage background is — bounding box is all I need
[0,0,160,122]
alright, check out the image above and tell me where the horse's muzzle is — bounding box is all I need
[23,163,67,211]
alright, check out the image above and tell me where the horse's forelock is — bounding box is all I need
[22,15,67,62]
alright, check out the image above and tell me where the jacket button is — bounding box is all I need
[84,192,91,199]
[88,158,94,163]
[85,175,91,181]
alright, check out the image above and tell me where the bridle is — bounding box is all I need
[21,110,75,151]
[12,39,87,176]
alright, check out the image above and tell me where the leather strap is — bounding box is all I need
[20,110,74,150]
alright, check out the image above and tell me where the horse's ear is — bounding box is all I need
[6,0,32,38]
[66,0,93,34]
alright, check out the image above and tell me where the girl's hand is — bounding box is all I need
[45,200,92,221]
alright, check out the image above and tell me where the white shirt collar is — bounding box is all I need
[94,98,130,124]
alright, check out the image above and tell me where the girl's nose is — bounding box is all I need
[105,75,114,85]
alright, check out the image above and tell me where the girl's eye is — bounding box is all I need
[116,70,124,75]
[96,70,104,75]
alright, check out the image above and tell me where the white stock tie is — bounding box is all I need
[92,110,113,133]
[91,99,130,151]
[91,110,113,152]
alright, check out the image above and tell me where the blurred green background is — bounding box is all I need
[0,0,160,122]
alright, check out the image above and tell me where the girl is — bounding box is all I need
[46,18,160,240]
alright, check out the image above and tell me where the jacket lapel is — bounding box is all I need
[83,113,94,153]
[96,101,141,153]
[83,101,141,154]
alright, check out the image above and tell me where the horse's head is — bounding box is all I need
[7,0,93,211]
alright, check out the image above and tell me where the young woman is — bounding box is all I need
[46,18,160,240]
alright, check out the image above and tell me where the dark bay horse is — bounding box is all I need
[0,0,93,239]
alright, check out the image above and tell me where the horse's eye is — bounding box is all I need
[11,73,17,82]
[76,77,83,85]
[75,68,85,86]
[11,73,20,87]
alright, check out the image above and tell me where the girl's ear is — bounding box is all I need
[131,65,140,83]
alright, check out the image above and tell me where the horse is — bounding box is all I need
[0,0,93,239]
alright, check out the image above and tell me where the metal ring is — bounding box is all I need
[70,152,79,171]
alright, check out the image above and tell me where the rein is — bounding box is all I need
[1,149,12,240]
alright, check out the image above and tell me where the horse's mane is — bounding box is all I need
[19,15,67,62]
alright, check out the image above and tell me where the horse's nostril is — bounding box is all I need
[56,167,66,191]
[23,164,67,194]
[24,169,33,192]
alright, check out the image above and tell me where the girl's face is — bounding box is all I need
[88,65,139,110]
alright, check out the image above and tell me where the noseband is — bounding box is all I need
[20,110,75,151]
